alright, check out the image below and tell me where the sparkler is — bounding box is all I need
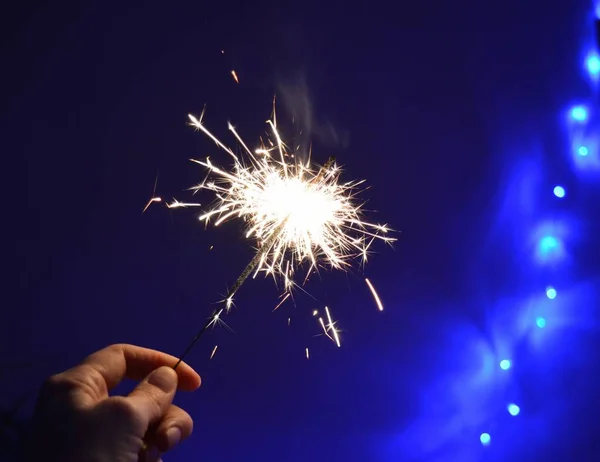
[170,104,394,368]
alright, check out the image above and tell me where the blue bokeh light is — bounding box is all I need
[507,403,521,416]
[570,106,588,122]
[532,221,570,264]
[578,146,589,156]
[538,235,560,256]
[553,185,566,198]
[500,359,511,370]
[546,286,557,299]
[536,316,546,328]
[587,53,600,76]
[480,433,491,446]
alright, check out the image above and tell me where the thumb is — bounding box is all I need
[127,366,178,428]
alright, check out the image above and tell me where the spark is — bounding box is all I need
[273,293,290,311]
[365,278,384,311]
[143,197,162,213]
[143,172,161,213]
[144,196,202,213]
[231,70,239,83]
[318,315,338,345]
[305,347,310,359]
[325,306,341,347]
[209,345,219,360]
[209,310,221,327]
[167,199,203,209]
[288,317,291,326]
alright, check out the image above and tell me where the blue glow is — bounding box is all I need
[480,433,491,446]
[507,403,521,416]
[578,146,589,156]
[546,286,557,299]
[499,359,511,370]
[570,106,588,122]
[532,221,570,264]
[536,316,546,328]
[539,235,560,255]
[553,185,566,198]
[587,53,600,76]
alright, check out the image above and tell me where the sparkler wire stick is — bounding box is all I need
[173,224,283,369]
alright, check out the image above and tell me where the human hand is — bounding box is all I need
[27,344,201,462]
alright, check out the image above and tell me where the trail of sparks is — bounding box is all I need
[167,200,203,209]
[325,306,341,347]
[305,348,310,359]
[143,197,161,213]
[231,70,239,83]
[209,345,219,360]
[365,278,384,311]
[144,197,202,212]
[273,293,290,312]
[318,316,333,342]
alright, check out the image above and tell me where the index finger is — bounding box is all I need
[81,344,201,394]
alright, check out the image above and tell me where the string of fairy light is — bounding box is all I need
[478,4,600,449]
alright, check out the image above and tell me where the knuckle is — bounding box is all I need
[78,364,109,398]
[165,407,193,436]
[38,374,82,413]
[42,373,78,395]
[42,365,106,403]
[142,389,165,417]
[105,343,126,355]
[108,397,144,426]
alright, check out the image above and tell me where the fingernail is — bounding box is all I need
[147,367,177,393]
[166,427,182,447]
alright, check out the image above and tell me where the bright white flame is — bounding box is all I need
[184,108,394,291]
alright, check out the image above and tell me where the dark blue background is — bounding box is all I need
[3,1,600,461]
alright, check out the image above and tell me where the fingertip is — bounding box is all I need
[156,425,186,453]
[166,427,182,447]
[175,363,202,391]
[147,366,178,393]
[192,372,201,389]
